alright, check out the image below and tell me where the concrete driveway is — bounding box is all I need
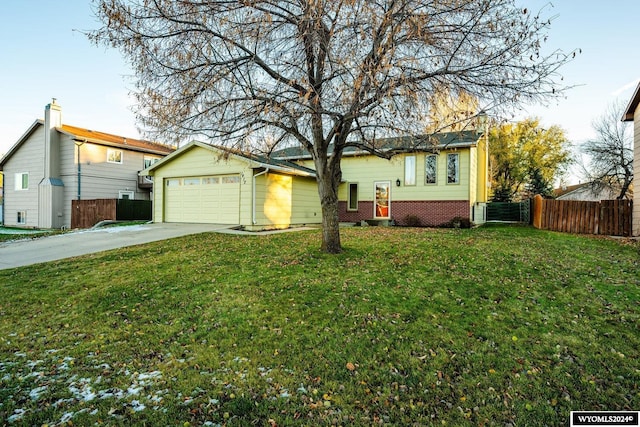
[0,223,236,270]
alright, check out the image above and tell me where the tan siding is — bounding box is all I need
[290,176,321,224]
[252,173,269,226]
[59,135,78,225]
[73,143,150,198]
[262,173,292,227]
[2,126,46,227]
[469,147,478,204]
[634,108,640,235]
[50,138,157,227]
[251,172,321,229]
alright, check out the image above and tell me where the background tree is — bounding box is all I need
[90,0,574,253]
[580,101,633,199]
[425,85,479,133]
[490,118,571,202]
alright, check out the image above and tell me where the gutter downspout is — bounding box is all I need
[252,168,269,225]
[74,139,86,200]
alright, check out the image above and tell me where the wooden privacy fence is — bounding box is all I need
[532,195,633,237]
[72,199,152,229]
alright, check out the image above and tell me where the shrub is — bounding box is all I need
[403,214,422,227]
[442,216,471,229]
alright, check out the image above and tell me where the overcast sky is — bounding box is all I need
[1,1,639,183]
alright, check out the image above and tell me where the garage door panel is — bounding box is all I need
[164,175,240,224]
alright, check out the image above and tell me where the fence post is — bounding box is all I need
[532,194,543,229]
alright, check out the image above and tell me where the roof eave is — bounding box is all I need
[250,162,316,178]
[274,141,477,161]
[622,82,640,121]
[139,141,316,178]
[140,140,205,175]
[65,133,173,155]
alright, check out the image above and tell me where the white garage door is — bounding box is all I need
[164,175,240,224]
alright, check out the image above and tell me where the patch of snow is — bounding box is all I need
[97,388,125,400]
[7,408,26,423]
[69,378,96,402]
[127,385,143,396]
[86,225,150,235]
[137,371,162,381]
[29,386,48,400]
[53,398,74,407]
[130,400,146,412]
[26,359,43,369]
[280,390,291,398]
[59,411,75,424]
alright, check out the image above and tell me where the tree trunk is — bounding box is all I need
[311,145,343,254]
[317,170,342,254]
[617,175,632,200]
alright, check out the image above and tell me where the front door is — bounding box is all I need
[374,181,390,219]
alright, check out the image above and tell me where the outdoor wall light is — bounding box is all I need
[396,178,401,187]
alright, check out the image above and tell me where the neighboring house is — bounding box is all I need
[142,130,489,229]
[553,182,629,201]
[0,172,3,224]
[140,141,322,230]
[622,82,640,236]
[0,99,174,229]
[275,130,490,227]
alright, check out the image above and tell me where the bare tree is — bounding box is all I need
[90,0,575,253]
[581,101,633,199]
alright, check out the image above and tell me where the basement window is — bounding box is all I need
[17,211,26,224]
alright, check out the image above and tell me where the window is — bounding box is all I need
[15,172,28,190]
[119,190,135,200]
[348,183,358,211]
[425,155,437,184]
[143,156,160,169]
[404,155,416,186]
[202,177,219,185]
[183,178,200,186]
[222,176,240,184]
[17,211,26,224]
[166,179,181,187]
[447,153,460,184]
[107,149,123,164]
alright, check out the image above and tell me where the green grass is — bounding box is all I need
[0,227,57,242]
[0,225,638,426]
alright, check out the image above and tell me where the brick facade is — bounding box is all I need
[339,200,470,226]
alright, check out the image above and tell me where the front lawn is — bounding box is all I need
[0,225,638,426]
